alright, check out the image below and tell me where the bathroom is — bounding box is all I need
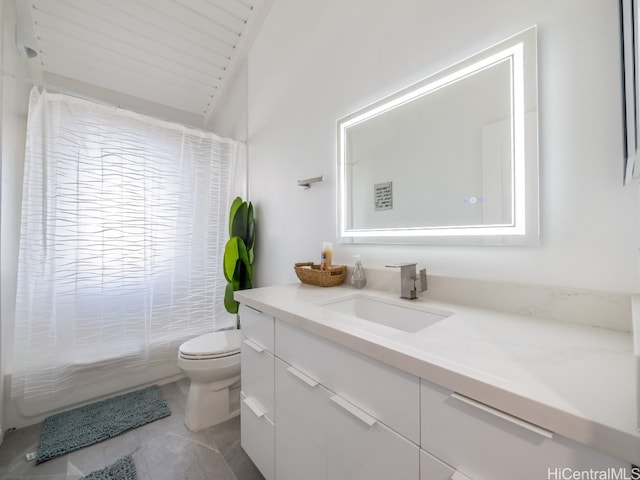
[0,0,638,476]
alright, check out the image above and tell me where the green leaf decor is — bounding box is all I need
[223,197,256,315]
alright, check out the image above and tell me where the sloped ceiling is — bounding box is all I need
[15,0,273,127]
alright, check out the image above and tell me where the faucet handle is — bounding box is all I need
[418,268,428,292]
[385,263,417,269]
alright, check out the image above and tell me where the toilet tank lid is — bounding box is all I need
[179,330,242,356]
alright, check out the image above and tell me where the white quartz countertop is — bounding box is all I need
[235,283,639,465]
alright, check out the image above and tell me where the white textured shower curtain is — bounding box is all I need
[12,88,245,402]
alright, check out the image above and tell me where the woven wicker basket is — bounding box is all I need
[294,262,346,287]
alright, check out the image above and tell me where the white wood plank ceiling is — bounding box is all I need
[16,0,273,126]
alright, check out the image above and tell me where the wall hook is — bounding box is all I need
[298,175,323,189]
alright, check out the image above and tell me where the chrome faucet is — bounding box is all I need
[386,263,427,299]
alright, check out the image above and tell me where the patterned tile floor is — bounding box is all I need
[0,379,265,480]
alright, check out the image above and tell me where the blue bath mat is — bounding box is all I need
[36,385,170,464]
[81,455,138,480]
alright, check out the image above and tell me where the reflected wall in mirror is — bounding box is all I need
[337,26,539,245]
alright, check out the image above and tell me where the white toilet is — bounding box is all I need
[177,329,242,431]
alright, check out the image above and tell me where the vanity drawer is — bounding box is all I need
[275,358,329,480]
[239,304,274,353]
[420,380,629,480]
[275,319,420,444]
[241,392,275,480]
[241,339,275,420]
[327,391,419,480]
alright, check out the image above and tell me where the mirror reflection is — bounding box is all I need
[337,26,538,244]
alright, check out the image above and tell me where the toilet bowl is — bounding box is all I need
[177,329,242,431]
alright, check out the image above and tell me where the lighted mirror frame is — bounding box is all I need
[337,27,538,244]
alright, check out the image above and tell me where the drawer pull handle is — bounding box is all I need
[243,305,262,314]
[243,339,265,353]
[242,397,265,418]
[330,395,377,427]
[286,366,319,387]
[451,471,473,480]
[451,392,553,439]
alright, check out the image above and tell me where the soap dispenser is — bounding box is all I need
[350,255,367,289]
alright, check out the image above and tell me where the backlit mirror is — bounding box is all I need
[337,26,539,244]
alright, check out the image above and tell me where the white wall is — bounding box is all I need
[242,0,640,293]
[206,59,249,142]
[1,0,32,435]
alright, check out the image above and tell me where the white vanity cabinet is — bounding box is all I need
[239,305,275,480]
[420,379,630,480]
[275,319,420,480]
[238,300,633,480]
[236,280,640,479]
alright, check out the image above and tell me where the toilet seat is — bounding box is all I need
[179,330,241,360]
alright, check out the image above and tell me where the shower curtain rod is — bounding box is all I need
[0,69,136,111]
[0,69,231,137]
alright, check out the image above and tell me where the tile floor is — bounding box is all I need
[0,379,265,480]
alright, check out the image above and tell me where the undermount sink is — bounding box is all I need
[317,293,451,333]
